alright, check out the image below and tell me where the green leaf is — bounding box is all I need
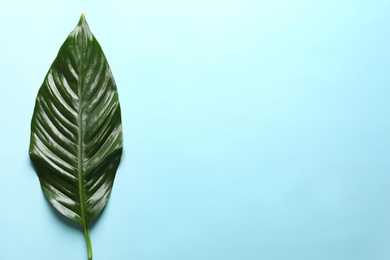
[29,13,123,260]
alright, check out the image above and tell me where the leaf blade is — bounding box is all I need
[29,14,122,259]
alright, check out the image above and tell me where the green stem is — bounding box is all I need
[84,226,93,260]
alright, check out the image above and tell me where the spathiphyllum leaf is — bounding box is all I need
[29,13,123,260]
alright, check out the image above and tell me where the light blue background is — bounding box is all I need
[1,0,390,259]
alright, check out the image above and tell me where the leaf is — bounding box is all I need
[29,13,123,260]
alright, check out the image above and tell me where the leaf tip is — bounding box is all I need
[78,12,87,25]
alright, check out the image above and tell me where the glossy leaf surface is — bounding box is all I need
[29,14,123,260]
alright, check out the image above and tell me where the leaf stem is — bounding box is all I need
[84,226,93,260]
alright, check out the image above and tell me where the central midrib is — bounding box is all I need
[77,37,88,229]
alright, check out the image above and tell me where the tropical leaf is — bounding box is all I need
[29,13,123,260]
